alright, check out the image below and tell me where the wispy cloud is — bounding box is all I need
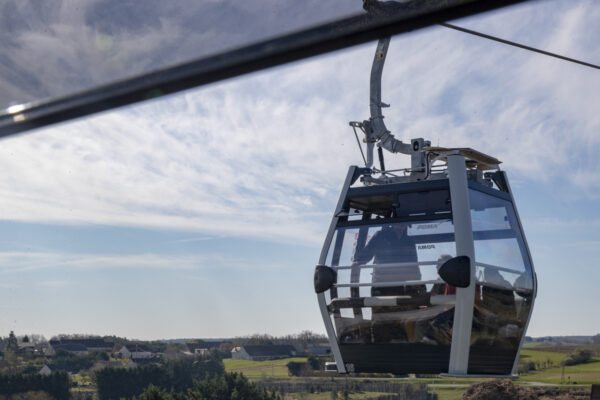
[0,0,361,106]
[0,252,198,273]
[37,280,73,288]
[526,217,600,231]
[0,0,597,246]
[0,251,285,273]
[170,236,216,244]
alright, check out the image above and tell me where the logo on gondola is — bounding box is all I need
[416,223,439,230]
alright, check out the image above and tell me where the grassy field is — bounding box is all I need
[429,387,466,400]
[223,349,599,397]
[516,349,600,384]
[519,348,567,367]
[223,358,308,378]
[517,358,600,384]
[522,341,546,348]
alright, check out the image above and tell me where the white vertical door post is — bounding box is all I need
[316,166,357,374]
[447,154,476,375]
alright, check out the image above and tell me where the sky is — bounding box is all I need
[0,0,599,340]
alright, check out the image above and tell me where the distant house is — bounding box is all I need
[194,348,210,357]
[39,364,72,375]
[43,346,56,356]
[47,338,114,356]
[39,365,52,376]
[118,344,152,359]
[184,343,210,357]
[39,365,53,376]
[231,345,297,361]
[49,338,114,352]
[201,341,224,349]
[17,343,36,355]
[52,343,89,355]
[307,344,331,356]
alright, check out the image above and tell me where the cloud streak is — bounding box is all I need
[0,0,597,246]
[0,0,361,107]
[0,250,287,274]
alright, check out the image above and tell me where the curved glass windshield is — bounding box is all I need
[468,188,534,375]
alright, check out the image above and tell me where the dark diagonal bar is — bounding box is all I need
[0,0,530,137]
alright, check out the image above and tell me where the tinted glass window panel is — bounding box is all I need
[325,219,456,348]
[468,188,534,375]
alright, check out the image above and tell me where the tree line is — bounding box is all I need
[232,331,327,346]
[135,373,280,400]
[0,371,70,400]
[95,357,224,400]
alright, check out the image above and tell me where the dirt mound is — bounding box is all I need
[462,379,536,400]
[461,379,590,400]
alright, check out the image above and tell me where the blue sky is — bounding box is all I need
[0,0,599,340]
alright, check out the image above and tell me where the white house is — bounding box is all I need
[118,344,152,359]
[195,348,209,357]
[43,346,56,356]
[183,343,211,357]
[39,365,52,376]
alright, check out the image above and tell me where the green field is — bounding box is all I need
[429,386,466,400]
[519,348,567,367]
[223,349,600,396]
[518,358,600,384]
[223,358,308,378]
[516,349,600,384]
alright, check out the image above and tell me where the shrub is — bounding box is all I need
[137,373,280,400]
[562,348,591,366]
[307,357,322,371]
[517,360,536,374]
[0,372,70,400]
[286,362,311,377]
[96,356,224,399]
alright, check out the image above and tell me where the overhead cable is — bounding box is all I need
[441,22,600,70]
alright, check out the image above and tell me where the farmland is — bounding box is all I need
[222,348,599,399]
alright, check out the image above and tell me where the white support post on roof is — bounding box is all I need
[447,154,476,375]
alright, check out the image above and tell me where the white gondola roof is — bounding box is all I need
[425,147,502,171]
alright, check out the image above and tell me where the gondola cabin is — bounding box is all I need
[314,148,536,376]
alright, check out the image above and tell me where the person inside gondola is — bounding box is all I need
[423,254,456,346]
[353,223,422,296]
[352,223,424,343]
[514,271,534,322]
[476,268,518,344]
[481,269,516,318]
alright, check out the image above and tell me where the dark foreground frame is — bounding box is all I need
[0,0,531,137]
